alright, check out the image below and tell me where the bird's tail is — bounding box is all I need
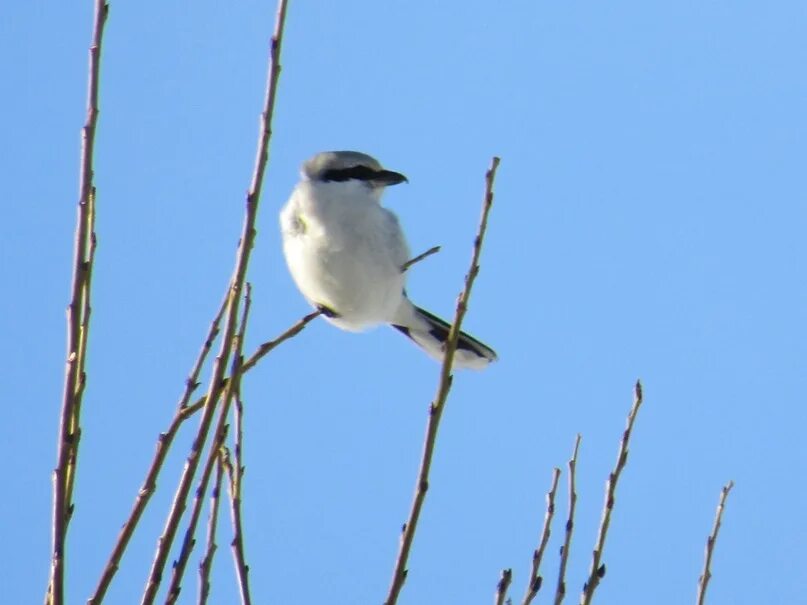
[391,301,497,370]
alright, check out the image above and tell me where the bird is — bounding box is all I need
[279,150,497,370]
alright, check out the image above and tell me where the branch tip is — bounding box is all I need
[384,157,500,605]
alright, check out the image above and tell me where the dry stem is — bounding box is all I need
[176,309,322,423]
[141,2,289,602]
[164,285,252,602]
[522,467,562,605]
[579,380,644,605]
[88,292,229,604]
[165,284,252,602]
[495,568,513,605]
[384,156,501,605]
[401,245,441,272]
[171,244,435,423]
[696,481,735,605]
[226,391,252,605]
[163,412,229,605]
[48,2,108,604]
[197,455,225,605]
[554,435,581,605]
[91,305,310,605]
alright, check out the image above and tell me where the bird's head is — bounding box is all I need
[302,151,407,201]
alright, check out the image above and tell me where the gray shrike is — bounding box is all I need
[280,151,497,369]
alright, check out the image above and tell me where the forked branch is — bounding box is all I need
[164,286,253,603]
[89,292,229,604]
[140,1,289,602]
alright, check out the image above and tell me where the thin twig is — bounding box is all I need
[495,569,513,605]
[384,156,500,605]
[555,436,581,605]
[163,413,228,605]
[227,390,252,604]
[401,245,441,272]
[141,2,289,602]
[696,481,735,605]
[522,467,562,605]
[88,301,338,602]
[165,285,253,603]
[579,380,644,605]
[197,455,225,605]
[231,285,251,478]
[88,292,229,604]
[48,2,108,604]
[91,307,315,602]
[176,309,322,422]
[64,178,97,531]
[223,441,252,605]
[241,309,321,374]
[176,290,230,413]
[147,308,319,598]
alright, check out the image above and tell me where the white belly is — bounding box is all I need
[281,181,410,331]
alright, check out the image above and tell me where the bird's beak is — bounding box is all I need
[373,169,408,186]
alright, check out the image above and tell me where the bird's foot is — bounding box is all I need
[315,303,340,319]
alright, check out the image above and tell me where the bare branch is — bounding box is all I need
[197,455,225,605]
[522,467,562,605]
[175,308,322,422]
[141,1,290,601]
[495,569,513,605]
[384,157,501,605]
[90,306,315,605]
[401,245,441,272]
[177,290,230,413]
[162,414,227,605]
[555,435,581,605]
[696,481,735,605]
[88,292,229,604]
[226,392,252,604]
[579,380,644,605]
[241,309,321,374]
[48,2,108,604]
[165,285,253,603]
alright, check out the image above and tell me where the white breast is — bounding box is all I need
[280,180,410,331]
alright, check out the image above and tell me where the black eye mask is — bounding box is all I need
[320,165,380,182]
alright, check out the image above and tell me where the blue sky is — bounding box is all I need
[2,1,806,603]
